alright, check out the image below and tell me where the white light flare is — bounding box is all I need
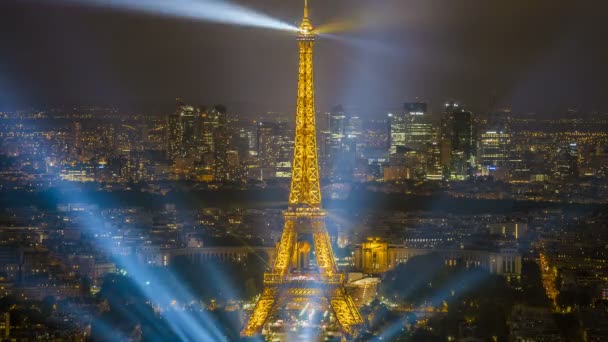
[39,0,298,32]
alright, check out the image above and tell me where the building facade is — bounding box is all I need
[354,238,521,277]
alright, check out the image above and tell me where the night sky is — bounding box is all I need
[1,0,607,116]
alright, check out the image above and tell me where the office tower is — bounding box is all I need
[178,100,197,150]
[425,142,443,180]
[166,113,181,161]
[403,102,433,150]
[71,121,82,158]
[233,127,254,162]
[320,105,360,179]
[199,105,213,154]
[0,312,8,339]
[167,99,198,161]
[479,130,511,171]
[554,143,579,180]
[386,102,436,180]
[390,102,433,154]
[256,121,294,179]
[209,105,228,181]
[388,112,407,155]
[441,102,476,179]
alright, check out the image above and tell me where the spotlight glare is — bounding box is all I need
[38,0,298,32]
[315,18,362,35]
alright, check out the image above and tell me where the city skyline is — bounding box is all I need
[1,1,608,341]
[1,0,608,115]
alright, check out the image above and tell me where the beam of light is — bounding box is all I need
[318,33,404,57]
[118,256,224,340]
[313,4,409,36]
[314,18,362,35]
[24,121,255,340]
[50,186,226,340]
[377,269,489,341]
[65,305,130,341]
[299,302,310,317]
[37,0,298,32]
[225,231,272,269]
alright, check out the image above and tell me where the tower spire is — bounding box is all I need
[299,0,313,33]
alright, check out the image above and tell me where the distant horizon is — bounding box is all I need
[3,99,608,119]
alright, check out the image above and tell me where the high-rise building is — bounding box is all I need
[233,127,254,162]
[388,112,407,155]
[554,143,579,179]
[425,142,443,180]
[343,114,362,173]
[167,99,199,161]
[403,102,433,151]
[167,113,181,160]
[325,105,347,161]
[166,100,230,181]
[256,121,294,179]
[320,105,360,179]
[178,100,197,148]
[0,312,8,339]
[71,121,82,158]
[440,102,476,179]
[199,105,214,154]
[209,105,228,181]
[387,102,436,180]
[390,102,433,154]
[479,130,511,172]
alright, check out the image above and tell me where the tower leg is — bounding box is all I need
[241,287,278,336]
[328,287,364,337]
[312,229,336,274]
[273,219,297,276]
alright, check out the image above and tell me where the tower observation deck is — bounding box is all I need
[241,0,363,338]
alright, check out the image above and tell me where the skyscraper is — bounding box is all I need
[479,130,511,171]
[403,102,434,151]
[167,98,198,161]
[322,105,360,179]
[166,100,231,181]
[256,121,294,179]
[387,102,436,180]
[324,105,347,163]
[71,121,82,158]
[388,112,407,155]
[554,143,579,180]
[390,102,433,154]
[209,105,228,181]
[441,102,476,179]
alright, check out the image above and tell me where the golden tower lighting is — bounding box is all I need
[241,0,363,337]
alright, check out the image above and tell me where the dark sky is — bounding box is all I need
[1,0,607,116]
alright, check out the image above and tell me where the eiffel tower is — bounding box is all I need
[241,0,363,338]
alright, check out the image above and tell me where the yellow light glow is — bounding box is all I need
[241,0,362,337]
[315,18,362,35]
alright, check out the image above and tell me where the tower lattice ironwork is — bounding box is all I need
[241,0,363,338]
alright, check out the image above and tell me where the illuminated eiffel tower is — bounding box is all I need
[241,0,363,338]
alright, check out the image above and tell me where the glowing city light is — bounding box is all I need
[5,0,605,340]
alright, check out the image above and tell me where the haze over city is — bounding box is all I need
[0,0,608,341]
[1,0,608,115]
